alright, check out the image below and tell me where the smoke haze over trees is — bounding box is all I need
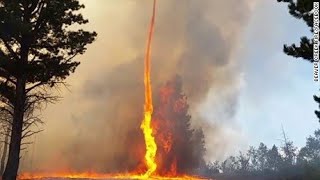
[203,129,320,180]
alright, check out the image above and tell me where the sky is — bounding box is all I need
[18,0,320,170]
[235,0,319,148]
[194,0,319,157]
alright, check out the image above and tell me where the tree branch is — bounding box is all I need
[22,129,43,139]
[26,82,45,93]
[0,39,20,61]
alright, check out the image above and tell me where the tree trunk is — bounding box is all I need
[0,127,10,174]
[3,78,26,180]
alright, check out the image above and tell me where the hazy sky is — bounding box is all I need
[235,0,318,148]
[19,0,319,170]
[193,0,319,155]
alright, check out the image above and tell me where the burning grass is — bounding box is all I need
[18,172,210,180]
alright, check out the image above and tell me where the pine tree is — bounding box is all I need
[221,156,238,174]
[297,129,320,165]
[257,143,268,171]
[153,76,206,175]
[247,146,259,172]
[277,0,313,62]
[0,1,96,179]
[236,152,250,174]
[266,145,283,171]
[314,95,320,122]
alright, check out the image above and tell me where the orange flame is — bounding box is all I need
[140,0,158,178]
[18,172,208,180]
[17,1,210,179]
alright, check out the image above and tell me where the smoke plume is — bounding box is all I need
[20,0,254,173]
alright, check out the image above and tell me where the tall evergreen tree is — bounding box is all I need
[247,146,259,172]
[153,76,206,175]
[298,129,320,165]
[236,152,250,173]
[277,0,320,121]
[266,145,283,171]
[221,156,238,174]
[256,143,268,171]
[0,0,96,179]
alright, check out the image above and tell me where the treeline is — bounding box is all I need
[202,130,320,180]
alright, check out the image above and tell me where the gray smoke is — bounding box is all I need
[20,0,253,173]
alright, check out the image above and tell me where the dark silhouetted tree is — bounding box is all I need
[266,145,283,172]
[256,143,268,172]
[298,129,320,165]
[297,130,320,179]
[277,0,313,62]
[0,0,96,179]
[314,95,320,122]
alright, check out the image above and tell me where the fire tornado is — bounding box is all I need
[18,1,209,179]
[140,0,158,178]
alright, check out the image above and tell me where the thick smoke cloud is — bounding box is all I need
[20,0,253,172]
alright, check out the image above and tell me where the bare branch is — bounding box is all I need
[0,106,14,116]
[26,81,68,93]
[21,142,33,146]
[0,118,13,126]
[23,117,43,132]
[26,82,45,93]
[0,140,9,145]
[22,129,43,139]
[0,131,11,138]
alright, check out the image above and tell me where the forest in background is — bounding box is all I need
[202,129,320,180]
